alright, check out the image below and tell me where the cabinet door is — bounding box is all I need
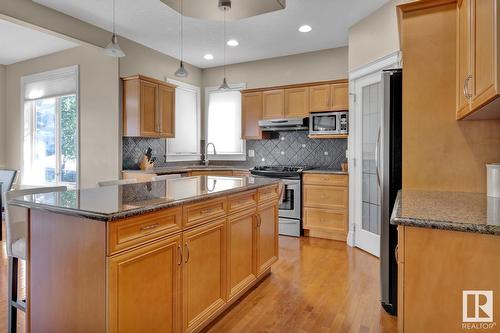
[456,0,472,118]
[158,84,175,138]
[183,219,227,332]
[256,203,278,275]
[284,87,309,118]
[262,89,285,119]
[470,0,497,110]
[227,209,257,300]
[309,84,331,112]
[330,83,349,111]
[140,80,158,137]
[241,92,264,139]
[108,234,182,333]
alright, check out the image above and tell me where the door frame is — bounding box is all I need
[347,51,400,256]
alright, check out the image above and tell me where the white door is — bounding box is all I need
[352,72,383,257]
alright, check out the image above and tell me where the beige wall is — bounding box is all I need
[202,47,348,89]
[119,38,202,87]
[5,45,120,188]
[348,0,408,71]
[0,65,5,168]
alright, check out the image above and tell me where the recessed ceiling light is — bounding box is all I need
[203,54,214,60]
[298,25,312,33]
[227,39,239,47]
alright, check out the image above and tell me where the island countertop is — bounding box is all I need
[10,176,280,222]
[390,190,500,235]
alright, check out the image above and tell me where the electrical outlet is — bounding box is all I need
[248,149,255,157]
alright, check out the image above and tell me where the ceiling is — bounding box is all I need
[33,0,389,68]
[0,19,79,65]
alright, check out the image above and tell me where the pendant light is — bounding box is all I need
[104,0,125,58]
[175,0,189,77]
[218,1,230,90]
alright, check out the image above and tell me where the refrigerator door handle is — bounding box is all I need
[375,128,381,187]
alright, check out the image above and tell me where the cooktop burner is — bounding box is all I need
[250,165,311,178]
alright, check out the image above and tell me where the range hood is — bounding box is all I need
[258,118,308,131]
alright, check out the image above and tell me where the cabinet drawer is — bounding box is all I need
[258,184,279,204]
[303,207,347,232]
[183,197,227,228]
[108,207,182,255]
[303,173,348,187]
[303,185,348,210]
[228,190,257,214]
[232,170,250,177]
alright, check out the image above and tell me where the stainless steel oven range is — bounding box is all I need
[250,166,309,237]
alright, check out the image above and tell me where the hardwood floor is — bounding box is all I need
[205,236,397,333]
[0,227,395,333]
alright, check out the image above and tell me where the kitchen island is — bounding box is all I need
[12,176,281,333]
[391,190,500,333]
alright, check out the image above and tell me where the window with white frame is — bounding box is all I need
[166,79,201,161]
[22,66,79,187]
[205,84,246,161]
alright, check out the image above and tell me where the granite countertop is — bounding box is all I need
[123,165,251,174]
[302,168,348,175]
[10,176,279,222]
[391,190,500,235]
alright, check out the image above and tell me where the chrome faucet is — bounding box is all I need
[203,142,217,166]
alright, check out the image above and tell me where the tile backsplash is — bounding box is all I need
[123,131,347,170]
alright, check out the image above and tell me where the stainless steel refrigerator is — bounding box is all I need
[380,69,402,316]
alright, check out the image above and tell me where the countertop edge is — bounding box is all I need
[10,179,280,222]
[302,169,348,175]
[122,166,251,174]
[390,191,500,236]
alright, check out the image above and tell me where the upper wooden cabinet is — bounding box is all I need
[262,89,285,119]
[309,83,349,112]
[309,84,331,112]
[331,83,349,111]
[123,75,176,137]
[284,87,309,118]
[456,0,500,119]
[242,92,264,140]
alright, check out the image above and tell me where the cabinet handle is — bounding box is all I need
[257,215,262,227]
[200,208,214,214]
[177,244,182,266]
[463,75,472,100]
[395,244,399,264]
[140,223,160,231]
[184,242,190,263]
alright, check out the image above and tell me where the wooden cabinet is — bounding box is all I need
[256,202,279,275]
[309,84,331,112]
[182,219,227,333]
[284,87,309,118]
[262,89,285,119]
[309,83,349,112]
[302,173,348,241]
[227,209,257,300]
[397,226,500,332]
[123,75,176,137]
[108,234,182,333]
[456,0,500,119]
[330,83,349,111]
[242,92,264,139]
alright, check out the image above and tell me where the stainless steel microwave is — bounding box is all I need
[309,111,348,135]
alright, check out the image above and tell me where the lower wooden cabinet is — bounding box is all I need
[227,209,257,300]
[302,173,348,241]
[257,202,279,275]
[107,234,182,333]
[182,219,227,333]
[104,189,278,333]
